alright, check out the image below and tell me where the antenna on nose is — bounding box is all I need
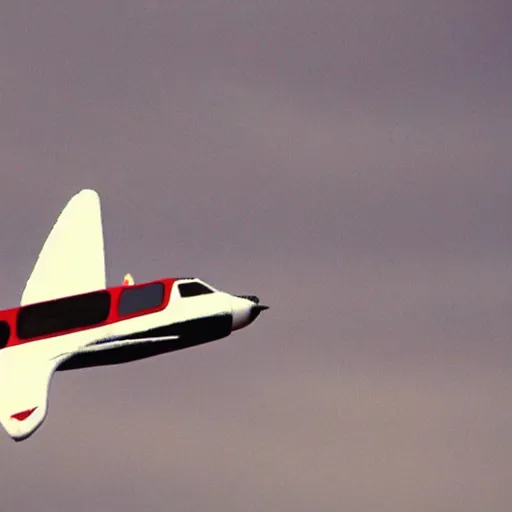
[248,304,269,323]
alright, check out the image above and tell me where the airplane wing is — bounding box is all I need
[0,336,180,441]
[0,344,65,441]
[21,189,106,305]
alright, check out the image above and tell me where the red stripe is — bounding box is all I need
[11,407,37,421]
[0,278,177,348]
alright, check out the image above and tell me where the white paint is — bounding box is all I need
[21,189,106,305]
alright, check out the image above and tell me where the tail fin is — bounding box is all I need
[21,189,106,305]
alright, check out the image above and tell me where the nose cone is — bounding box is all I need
[248,304,269,323]
[231,295,269,331]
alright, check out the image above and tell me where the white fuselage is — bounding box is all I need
[0,279,265,441]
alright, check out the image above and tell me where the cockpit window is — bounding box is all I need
[118,282,165,316]
[0,321,10,349]
[178,282,214,298]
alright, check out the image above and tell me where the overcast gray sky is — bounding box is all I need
[1,1,511,510]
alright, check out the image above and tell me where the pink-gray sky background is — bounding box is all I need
[1,1,511,510]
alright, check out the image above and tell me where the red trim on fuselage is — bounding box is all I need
[0,278,178,348]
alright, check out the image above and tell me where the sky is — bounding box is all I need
[0,1,511,510]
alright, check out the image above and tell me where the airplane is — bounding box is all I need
[0,189,268,442]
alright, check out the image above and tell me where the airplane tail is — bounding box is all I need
[20,189,106,305]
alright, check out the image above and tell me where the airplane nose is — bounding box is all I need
[248,304,269,323]
[231,296,269,331]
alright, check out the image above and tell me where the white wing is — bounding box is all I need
[21,189,106,305]
[0,344,64,441]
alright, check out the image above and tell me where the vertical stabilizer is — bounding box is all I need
[21,189,106,305]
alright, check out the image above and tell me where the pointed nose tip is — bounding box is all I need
[231,296,269,331]
[248,304,269,323]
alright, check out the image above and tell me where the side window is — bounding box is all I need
[0,321,10,349]
[118,282,165,316]
[17,291,111,340]
[178,282,214,298]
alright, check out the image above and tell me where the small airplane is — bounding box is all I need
[0,189,268,441]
